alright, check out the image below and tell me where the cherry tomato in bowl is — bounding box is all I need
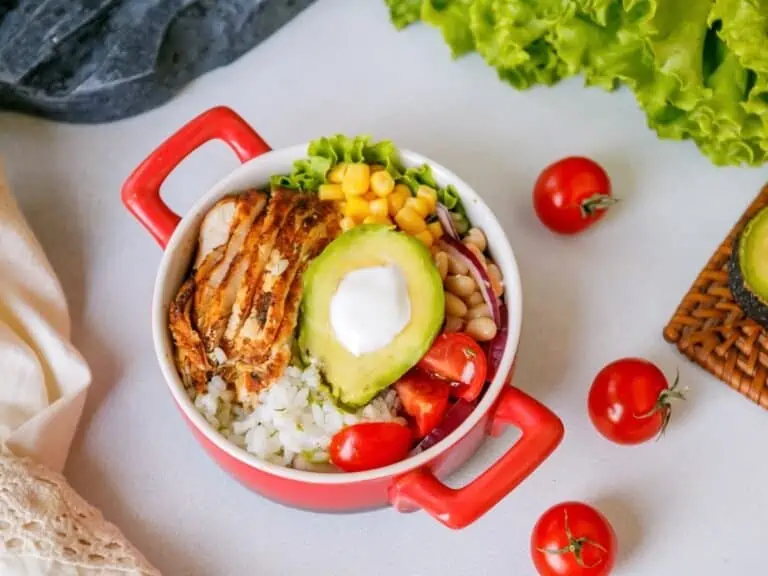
[394,370,452,438]
[531,501,617,576]
[328,422,412,472]
[533,156,616,235]
[588,357,685,445]
[417,333,488,403]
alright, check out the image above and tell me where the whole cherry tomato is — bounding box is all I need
[533,156,616,235]
[394,369,452,438]
[328,422,412,472]
[531,501,617,576]
[588,357,685,445]
[417,333,488,402]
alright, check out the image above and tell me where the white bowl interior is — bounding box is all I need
[152,145,523,484]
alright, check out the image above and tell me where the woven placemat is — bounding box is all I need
[663,184,768,409]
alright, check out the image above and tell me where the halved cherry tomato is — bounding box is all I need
[588,357,685,445]
[417,333,488,402]
[531,501,617,576]
[394,369,452,438]
[533,156,615,235]
[328,422,412,472]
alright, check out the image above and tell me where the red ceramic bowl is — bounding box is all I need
[122,106,564,529]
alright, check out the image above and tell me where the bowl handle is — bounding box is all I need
[389,386,564,529]
[121,106,272,248]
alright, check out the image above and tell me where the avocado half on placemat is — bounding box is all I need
[728,206,768,328]
[664,185,768,409]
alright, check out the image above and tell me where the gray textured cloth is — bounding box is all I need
[0,0,316,124]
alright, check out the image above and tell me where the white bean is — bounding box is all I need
[466,303,491,320]
[465,317,497,342]
[464,228,487,252]
[434,252,449,280]
[444,274,476,298]
[487,263,504,296]
[466,291,484,306]
[445,292,468,318]
[447,252,469,275]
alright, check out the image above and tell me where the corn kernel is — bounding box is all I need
[428,221,444,239]
[393,183,411,196]
[414,230,434,247]
[343,196,370,221]
[370,164,386,173]
[342,163,371,197]
[318,183,344,201]
[405,196,430,218]
[340,217,356,232]
[328,163,347,184]
[417,185,438,213]
[395,206,427,235]
[388,184,411,216]
[369,198,389,218]
[363,215,394,226]
[370,170,395,197]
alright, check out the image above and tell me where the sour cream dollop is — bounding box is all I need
[329,264,411,357]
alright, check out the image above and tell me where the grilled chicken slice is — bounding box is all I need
[232,278,303,406]
[232,201,341,405]
[198,197,270,352]
[221,189,305,353]
[236,198,339,363]
[194,191,267,347]
[233,223,339,407]
[169,244,226,391]
[194,196,237,269]
[169,277,212,393]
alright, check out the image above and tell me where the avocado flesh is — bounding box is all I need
[298,224,445,408]
[729,206,768,329]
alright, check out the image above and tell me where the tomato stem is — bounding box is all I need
[580,194,619,218]
[635,368,687,439]
[536,509,608,569]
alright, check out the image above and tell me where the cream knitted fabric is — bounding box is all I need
[0,452,160,575]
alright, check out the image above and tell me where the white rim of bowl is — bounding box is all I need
[152,146,523,485]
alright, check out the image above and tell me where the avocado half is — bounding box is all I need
[298,224,445,408]
[728,205,768,329]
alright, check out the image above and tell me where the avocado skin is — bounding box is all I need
[728,225,768,330]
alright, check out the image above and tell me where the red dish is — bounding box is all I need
[121,106,564,529]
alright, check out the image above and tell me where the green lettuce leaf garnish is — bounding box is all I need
[399,164,469,232]
[270,135,399,191]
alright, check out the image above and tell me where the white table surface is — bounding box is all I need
[3,1,768,574]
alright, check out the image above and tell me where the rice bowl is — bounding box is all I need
[165,133,516,474]
[125,106,562,527]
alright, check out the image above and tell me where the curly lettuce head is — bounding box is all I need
[385,0,768,167]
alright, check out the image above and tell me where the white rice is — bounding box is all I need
[191,364,403,471]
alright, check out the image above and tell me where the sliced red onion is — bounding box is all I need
[412,399,477,454]
[439,236,501,327]
[487,304,508,381]
[435,203,459,240]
